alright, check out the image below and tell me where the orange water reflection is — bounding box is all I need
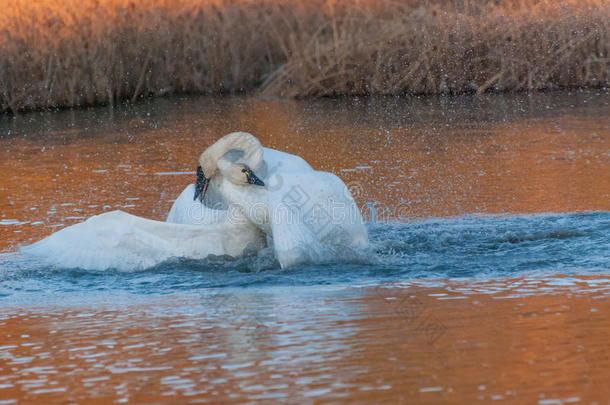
[1,276,610,403]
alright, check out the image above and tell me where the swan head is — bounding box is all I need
[194,164,210,202]
[195,160,264,202]
[227,163,265,187]
[194,148,220,202]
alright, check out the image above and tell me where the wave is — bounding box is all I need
[371,211,609,276]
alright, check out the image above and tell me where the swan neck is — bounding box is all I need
[220,179,270,234]
[198,132,264,179]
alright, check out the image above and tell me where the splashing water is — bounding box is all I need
[1,212,607,305]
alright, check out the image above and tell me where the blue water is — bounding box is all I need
[1,212,608,304]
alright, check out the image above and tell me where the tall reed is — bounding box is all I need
[1,0,608,113]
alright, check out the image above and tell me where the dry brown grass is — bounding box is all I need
[1,0,608,112]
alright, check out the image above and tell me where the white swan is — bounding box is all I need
[169,132,369,267]
[23,132,368,270]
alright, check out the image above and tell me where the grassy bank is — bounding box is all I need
[1,0,608,113]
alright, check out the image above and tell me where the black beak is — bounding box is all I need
[194,165,209,202]
[245,169,265,186]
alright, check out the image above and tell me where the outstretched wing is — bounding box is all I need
[22,210,265,271]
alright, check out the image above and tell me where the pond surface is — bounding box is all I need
[0,91,609,403]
